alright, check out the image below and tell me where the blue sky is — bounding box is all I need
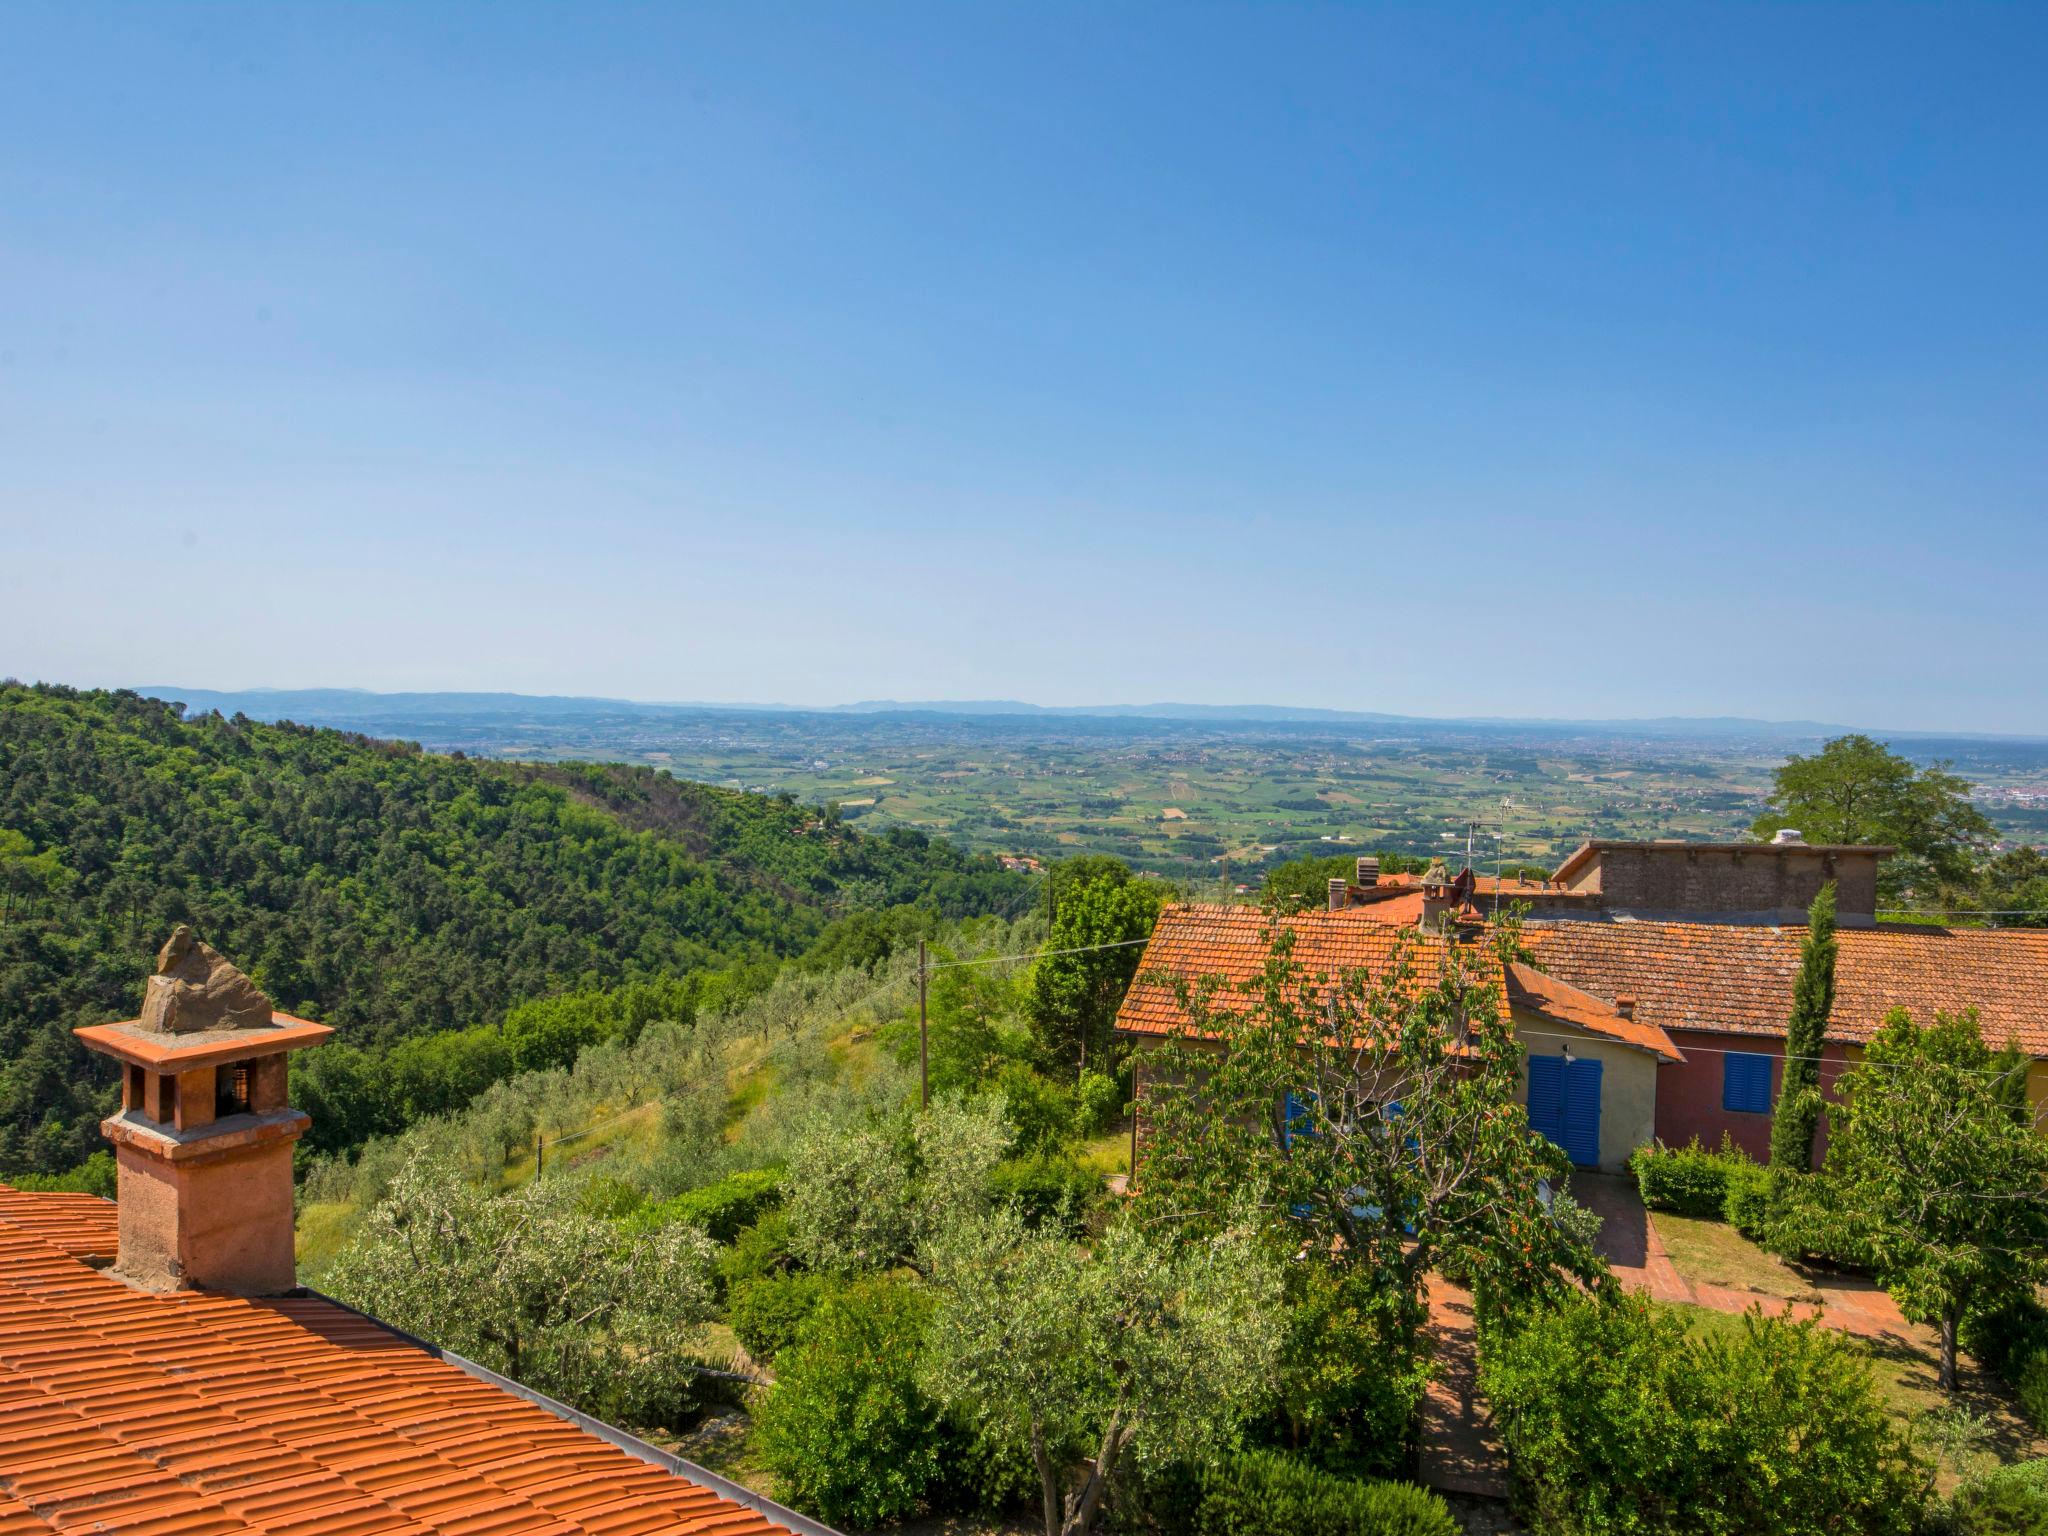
[2,3,2043,730]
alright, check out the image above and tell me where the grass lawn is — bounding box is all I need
[1653,1211,1821,1304]
[1076,1123,1132,1180]
[1673,1302,2047,1491]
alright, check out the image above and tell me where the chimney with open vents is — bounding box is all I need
[1356,856,1380,887]
[75,929,332,1295]
[1328,877,1348,912]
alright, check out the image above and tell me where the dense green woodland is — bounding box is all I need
[0,684,1028,1173]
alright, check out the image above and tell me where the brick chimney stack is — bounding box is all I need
[75,929,331,1295]
[1328,877,1348,912]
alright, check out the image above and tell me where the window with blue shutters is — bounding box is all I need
[1723,1052,1775,1113]
[1283,1088,1318,1149]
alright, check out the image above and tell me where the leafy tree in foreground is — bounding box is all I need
[1136,919,1606,1377]
[324,1154,716,1421]
[1783,1008,2048,1389]
[1770,882,1838,1173]
[922,1202,1284,1536]
[1029,862,1166,1074]
[1752,733,1994,895]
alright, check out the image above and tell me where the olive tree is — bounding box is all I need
[922,1203,1283,1536]
[324,1153,717,1418]
[782,1094,1011,1273]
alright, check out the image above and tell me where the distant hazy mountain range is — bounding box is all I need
[126,686,2042,744]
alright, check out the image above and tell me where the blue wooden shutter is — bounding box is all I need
[1526,1055,1566,1148]
[1723,1052,1774,1113]
[1564,1057,1603,1168]
[1283,1089,1318,1149]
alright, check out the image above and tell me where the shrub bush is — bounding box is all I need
[1481,1292,1925,1536]
[1259,1265,1424,1480]
[1951,1459,2048,1536]
[1963,1295,2048,1435]
[754,1277,951,1527]
[1193,1449,1458,1536]
[7,1150,115,1198]
[718,1210,794,1296]
[1722,1160,1775,1240]
[986,1151,1098,1231]
[2017,1354,2048,1438]
[1075,1069,1124,1137]
[1632,1137,1755,1219]
[728,1271,835,1364]
[623,1166,783,1244]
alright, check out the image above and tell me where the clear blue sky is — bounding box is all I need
[2,3,2043,730]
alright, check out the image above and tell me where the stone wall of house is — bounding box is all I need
[1565,845,1881,926]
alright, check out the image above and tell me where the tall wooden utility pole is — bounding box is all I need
[917,938,929,1111]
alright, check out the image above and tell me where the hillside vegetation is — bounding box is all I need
[0,683,1028,1173]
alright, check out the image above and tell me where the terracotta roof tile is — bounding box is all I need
[1504,961,1683,1063]
[1116,903,1509,1038]
[0,1195,812,1536]
[1525,920,2048,1055]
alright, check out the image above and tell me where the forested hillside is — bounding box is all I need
[0,684,1028,1173]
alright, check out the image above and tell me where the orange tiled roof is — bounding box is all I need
[0,1189,812,1536]
[1116,903,1509,1038]
[1525,920,2048,1056]
[1504,961,1683,1063]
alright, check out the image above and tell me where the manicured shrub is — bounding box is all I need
[728,1271,835,1364]
[1481,1292,1926,1536]
[986,1151,1098,1231]
[1632,1137,1755,1219]
[754,1278,951,1527]
[1951,1458,2048,1536]
[622,1166,783,1244]
[1722,1159,1775,1239]
[1194,1449,1458,1536]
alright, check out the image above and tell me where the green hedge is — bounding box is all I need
[1721,1160,1775,1239]
[1964,1296,2048,1435]
[1193,1450,1458,1536]
[1951,1458,2048,1536]
[1631,1137,1757,1219]
[622,1167,783,1244]
[1481,1292,1924,1536]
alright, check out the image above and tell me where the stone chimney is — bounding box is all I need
[1420,859,1455,932]
[1328,876,1348,912]
[75,928,331,1295]
[1614,994,1637,1021]
[1355,856,1380,888]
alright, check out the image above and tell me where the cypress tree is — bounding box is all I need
[1770,882,1838,1171]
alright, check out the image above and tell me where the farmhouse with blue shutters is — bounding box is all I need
[1114,904,1681,1173]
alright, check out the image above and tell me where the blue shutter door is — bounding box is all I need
[1564,1058,1603,1168]
[1526,1055,1566,1149]
[1723,1052,1774,1113]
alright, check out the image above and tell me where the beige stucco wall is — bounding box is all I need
[1512,1005,1660,1173]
